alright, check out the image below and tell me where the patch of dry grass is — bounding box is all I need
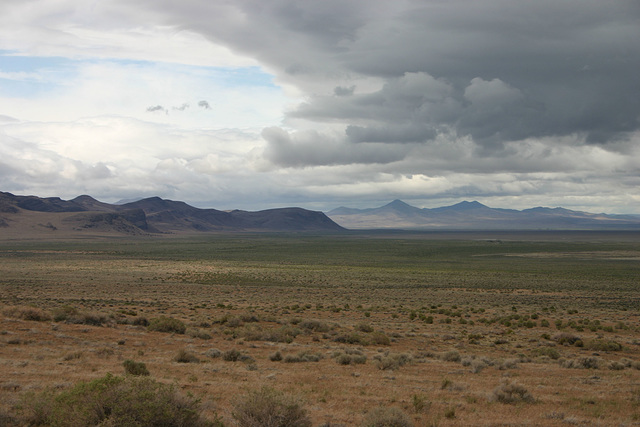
[0,233,639,425]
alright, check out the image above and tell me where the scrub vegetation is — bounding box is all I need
[1,231,639,425]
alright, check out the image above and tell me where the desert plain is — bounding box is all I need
[1,230,639,426]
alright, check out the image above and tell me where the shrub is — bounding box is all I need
[376,353,412,371]
[3,305,51,322]
[333,333,367,345]
[123,359,149,376]
[490,380,534,404]
[360,406,412,427]
[52,305,79,322]
[560,356,602,369]
[335,352,367,365]
[51,305,108,326]
[0,410,18,427]
[243,326,301,343]
[369,331,391,346]
[187,328,212,340]
[444,407,456,419]
[412,394,429,413]
[441,350,461,362]
[470,358,488,373]
[586,340,622,352]
[553,332,581,346]
[533,347,561,360]
[356,323,374,333]
[232,387,311,427]
[67,312,108,326]
[132,316,149,326]
[608,361,626,370]
[269,351,283,362]
[205,348,222,358]
[174,349,200,363]
[223,349,242,362]
[18,374,213,426]
[284,351,323,363]
[299,319,330,333]
[148,316,186,334]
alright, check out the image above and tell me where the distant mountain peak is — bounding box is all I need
[450,200,488,209]
[72,195,98,202]
[385,199,413,208]
[326,199,640,230]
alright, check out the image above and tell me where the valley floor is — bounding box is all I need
[1,232,639,425]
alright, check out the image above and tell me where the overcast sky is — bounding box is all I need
[1,0,639,213]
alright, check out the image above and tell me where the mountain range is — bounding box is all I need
[326,200,640,230]
[3,191,639,238]
[0,192,343,237]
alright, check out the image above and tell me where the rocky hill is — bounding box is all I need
[0,192,344,237]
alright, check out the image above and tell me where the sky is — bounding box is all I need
[1,0,639,213]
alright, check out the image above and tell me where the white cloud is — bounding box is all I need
[1,0,639,215]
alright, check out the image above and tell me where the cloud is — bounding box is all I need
[1,0,639,213]
[147,105,168,114]
[261,126,408,167]
[139,0,637,149]
[334,86,355,97]
[172,103,190,111]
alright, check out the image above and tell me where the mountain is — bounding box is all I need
[326,200,640,230]
[0,192,344,237]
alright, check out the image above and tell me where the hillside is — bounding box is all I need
[327,199,640,230]
[0,192,344,237]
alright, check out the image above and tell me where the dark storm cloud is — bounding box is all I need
[334,86,355,97]
[136,0,639,155]
[261,126,408,167]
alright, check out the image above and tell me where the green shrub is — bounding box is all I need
[299,319,330,333]
[586,340,622,352]
[360,406,412,427]
[533,347,561,360]
[187,328,212,340]
[369,331,391,346]
[148,316,186,334]
[232,387,311,427]
[283,351,323,363]
[335,352,367,365]
[411,394,429,413]
[123,359,149,376]
[18,374,213,426]
[553,332,581,346]
[333,333,367,345]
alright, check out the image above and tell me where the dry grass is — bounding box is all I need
[0,233,639,425]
